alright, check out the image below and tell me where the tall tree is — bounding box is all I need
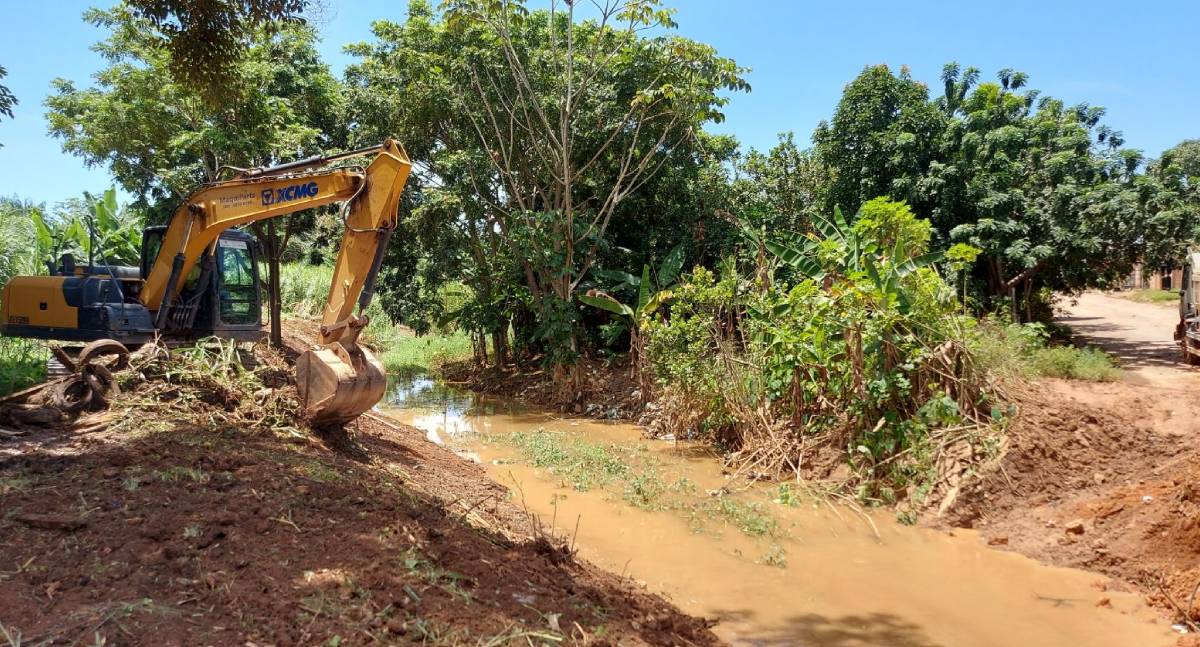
[124,0,308,101]
[346,0,747,374]
[0,64,17,147]
[813,64,945,216]
[1140,139,1200,267]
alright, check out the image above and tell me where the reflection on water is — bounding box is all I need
[384,372,493,445]
[380,372,1175,647]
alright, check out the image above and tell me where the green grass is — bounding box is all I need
[377,332,473,374]
[1030,345,1122,382]
[972,320,1121,383]
[280,262,473,374]
[505,429,779,538]
[0,337,47,396]
[1122,288,1179,305]
[279,263,336,319]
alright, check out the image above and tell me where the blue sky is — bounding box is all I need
[1,0,1197,206]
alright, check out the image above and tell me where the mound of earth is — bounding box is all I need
[942,378,1200,630]
[0,346,717,645]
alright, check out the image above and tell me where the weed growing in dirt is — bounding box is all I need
[153,466,209,483]
[293,458,343,483]
[758,545,788,569]
[505,429,781,539]
[0,475,33,495]
[773,483,802,507]
[400,548,474,605]
[122,474,140,492]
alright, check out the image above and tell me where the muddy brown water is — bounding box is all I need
[380,375,1176,647]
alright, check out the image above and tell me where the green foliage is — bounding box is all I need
[122,0,308,101]
[277,262,473,373]
[811,62,1189,308]
[47,7,344,212]
[0,338,48,397]
[0,64,16,145]
[813,64,945,216]
[1,190,141,279]
[376,333,473,375]
[345,0,746,369]
[646,199,994,496]
[0,198,43,285]
[581,244,685,362]
[1030,346,1121,382]
[81,188,143,266]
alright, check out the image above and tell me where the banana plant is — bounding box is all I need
[83,188,142,266]
[753,206,943,313]
[579,244,685,371]
[29,188,142,271]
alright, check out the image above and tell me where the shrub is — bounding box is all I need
[1030,346,1120,382]
[0,337,47,396]
[969,319,1120,382]
[645,199,997,499]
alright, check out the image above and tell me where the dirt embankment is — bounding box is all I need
[942,381,1200,619]
[0,344,717,645]
[944,293,1200,631]
[443,358,643,420]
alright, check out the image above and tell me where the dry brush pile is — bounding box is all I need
[0,337,306,441]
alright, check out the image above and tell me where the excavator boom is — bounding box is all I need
[142,139,412,425]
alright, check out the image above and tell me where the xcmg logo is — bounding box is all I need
[261,181,319,206]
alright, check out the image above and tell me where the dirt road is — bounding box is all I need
[1057,291,1200,436]
[1058,291,1200,389]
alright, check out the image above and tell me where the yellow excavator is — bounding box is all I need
[0,140,413,425]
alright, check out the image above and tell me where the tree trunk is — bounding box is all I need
[491,327,508,368]
[267,220,282,348]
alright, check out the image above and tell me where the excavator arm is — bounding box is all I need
[142,139,413,425]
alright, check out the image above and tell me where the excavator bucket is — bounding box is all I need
[296,342,387,426]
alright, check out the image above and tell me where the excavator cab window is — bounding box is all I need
[216,238,259,325]
[141,226,166,280]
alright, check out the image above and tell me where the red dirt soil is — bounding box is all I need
[942,293,1200,639]
[0,370,717,644]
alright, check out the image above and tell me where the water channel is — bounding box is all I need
[379,374,1175,647]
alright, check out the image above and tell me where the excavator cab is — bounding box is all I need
[142,226,265,341]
